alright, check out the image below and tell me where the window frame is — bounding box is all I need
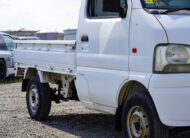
[86,0,123,19]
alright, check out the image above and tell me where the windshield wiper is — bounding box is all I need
[160,8,190,14]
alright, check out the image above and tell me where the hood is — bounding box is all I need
[155,15,190,45]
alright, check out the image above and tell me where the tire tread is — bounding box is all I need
[122,92,168,138]
[26,76,51,121]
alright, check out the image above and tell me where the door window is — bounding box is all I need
[0,36,7,51]
[87,0,120,18]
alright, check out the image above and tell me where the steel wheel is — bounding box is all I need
[127,106,149,138]
[29,84,39,113]
[122,92,168,138]
[26,76,51,121]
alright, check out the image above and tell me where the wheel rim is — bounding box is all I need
[127,106,149,138]
[29,84,39,113]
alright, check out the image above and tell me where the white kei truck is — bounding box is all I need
[14,0,190,137]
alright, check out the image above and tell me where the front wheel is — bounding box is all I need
[26,76,51,121]
[122,92,168,138]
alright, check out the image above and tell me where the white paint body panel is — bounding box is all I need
[14,0,190,127]
[149,74,190,126]
[129,9,168,73]
[14,40,76,75]
[75,0,132,112]
[155,15,190,44]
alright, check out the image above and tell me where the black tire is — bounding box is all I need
[122,92,168,138]
[26,76,51,121]
[0,59,6,81]
[170,127,190,138]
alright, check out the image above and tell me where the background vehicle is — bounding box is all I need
[14,0,190,137]
[0,32,15,80]
[11,35,20,40]
[19,36,39,40]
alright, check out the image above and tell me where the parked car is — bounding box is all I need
[19,36,39,40]
[11,35,20,40]
[0,32,15,80]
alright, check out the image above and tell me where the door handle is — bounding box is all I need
[81,36,89,42]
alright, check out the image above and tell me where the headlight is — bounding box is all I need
[154,44,190,73]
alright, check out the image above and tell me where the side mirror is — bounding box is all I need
[103,0,128,18]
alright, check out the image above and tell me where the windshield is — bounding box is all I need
[142,0,190,9]
[2,35,15,51]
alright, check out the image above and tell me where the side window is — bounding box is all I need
[0,36,7,51]
[88,0,120,18]
[2,35,15,51]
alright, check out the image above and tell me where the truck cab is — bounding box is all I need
[0,32,15,80]
[14,0,190,137]
[77,0,190,126]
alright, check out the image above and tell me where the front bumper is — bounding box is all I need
[149,74,190,127]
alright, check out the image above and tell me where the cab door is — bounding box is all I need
[76,0,131,108]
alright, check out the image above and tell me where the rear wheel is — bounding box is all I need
[26,76,51,121]
[0,59,6,81]
[122,92,168,138]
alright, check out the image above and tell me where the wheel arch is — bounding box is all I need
[22,68,39,92]
[118,80,149,107]
[0,58,6,68]
[0,58,5,62]
[115,80,160,131]
[24,68,38,80]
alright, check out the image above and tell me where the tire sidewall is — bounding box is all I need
[122,93,157,138]
[26,77,42,119]
[0,60,6,81]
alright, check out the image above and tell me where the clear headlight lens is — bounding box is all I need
[154,44,190,73]
[166,46,189,64]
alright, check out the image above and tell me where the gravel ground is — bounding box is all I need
[0,81,122,138]
[0,80,190,138]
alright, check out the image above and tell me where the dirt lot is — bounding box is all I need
[0,81,123,138]
[0,80,190,138]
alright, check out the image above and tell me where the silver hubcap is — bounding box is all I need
[127,106,149,138]
[29,84,39,113]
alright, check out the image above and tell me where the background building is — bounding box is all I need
[36,31,64,40]
[64,29,77,40]
[2,28,77,40]
[3,29,39,37]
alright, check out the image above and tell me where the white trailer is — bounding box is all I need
[15,0,190,137]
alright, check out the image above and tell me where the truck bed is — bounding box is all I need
[14,40,76,75]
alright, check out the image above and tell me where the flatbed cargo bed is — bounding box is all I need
[14,40,76,75]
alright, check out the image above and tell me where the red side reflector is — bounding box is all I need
[132,48,137,53]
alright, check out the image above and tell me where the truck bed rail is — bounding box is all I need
[14,40,76,75]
